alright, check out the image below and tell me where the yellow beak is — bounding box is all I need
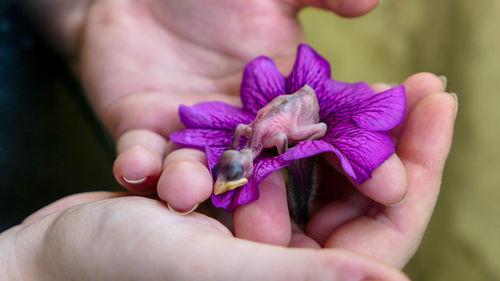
[213,178,248,195]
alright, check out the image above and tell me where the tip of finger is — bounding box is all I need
[158,160,213,212]
[113,145,162,194]
[233,172,292,246]
[357,154,408,206]
[403,72,447,94]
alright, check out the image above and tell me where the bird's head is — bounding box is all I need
[213,149,253,195]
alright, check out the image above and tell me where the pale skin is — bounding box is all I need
[13,0,458,277]
[0,192,410,281]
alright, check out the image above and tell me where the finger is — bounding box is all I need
[371,82,391,93]
[391,72,447,138]
[233,171,292,246]
[357,154,408,205]
[291,0,380,17]
[323,92,457,268]
[389,92,457,233]
[307,193,372,245]
[290,222,321,248]
[157,237,409,281]
[349,73,446,205]
[113,129,167,194]
[157,148,213,213]
[323,153,407,206]
[22,191,128,224]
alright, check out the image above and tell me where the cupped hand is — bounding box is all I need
[162,72,457,270]
[60,0,379,244]
[75,0,378,196]
[301,73,457,268]
[2,192,408,281]
[25,0,457,269]
[77,1,456,268]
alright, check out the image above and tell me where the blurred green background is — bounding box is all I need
[300,1,499,280]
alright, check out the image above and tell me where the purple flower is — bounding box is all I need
[170,44,406,211]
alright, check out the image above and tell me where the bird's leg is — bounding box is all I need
[232,124,252,149]
[271,133,288,154]
[296,122,327,142]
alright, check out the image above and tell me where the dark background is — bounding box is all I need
[0,5,119,231]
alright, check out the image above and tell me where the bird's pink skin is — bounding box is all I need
[233,85,327,156]
[214,85,326,195]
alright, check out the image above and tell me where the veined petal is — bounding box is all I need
[318,79,375,122]
[322,125,395,184]
[212,189,237,209]
[252,153,292,186]
[169,129,233,148]
[226,181,259,211]
[282,140,355,180]
[179,103,254,130]
[351,86,406,131]
[241,57,286,114]
[287,44,331,94]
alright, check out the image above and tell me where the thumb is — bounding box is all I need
[170,236,410,281]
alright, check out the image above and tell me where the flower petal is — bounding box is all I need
[252,152,291,186]
[240,57,286,114]
[322,124,395,184]
[286,44,331,94]
[226,181,259,211]
[282,140,355,180]
[212,189,237,209]
[318,79,375,122]
[351,86,406,131]
[170,129,233,148]
[179,103,254,130]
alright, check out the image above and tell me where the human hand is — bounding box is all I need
[1,192,409,281]
[68,1,456,268]
[22,0,379,197]
[299,73,457,268]
[161,72,457,270]
[22,0,457,270]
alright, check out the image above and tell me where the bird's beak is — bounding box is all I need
[213,178,248,195]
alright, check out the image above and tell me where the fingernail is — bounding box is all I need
[438,75,448,89]
[168,203,199,215]
[122,176,147,184]
[448,92,458,110]
[387,82,399,87]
